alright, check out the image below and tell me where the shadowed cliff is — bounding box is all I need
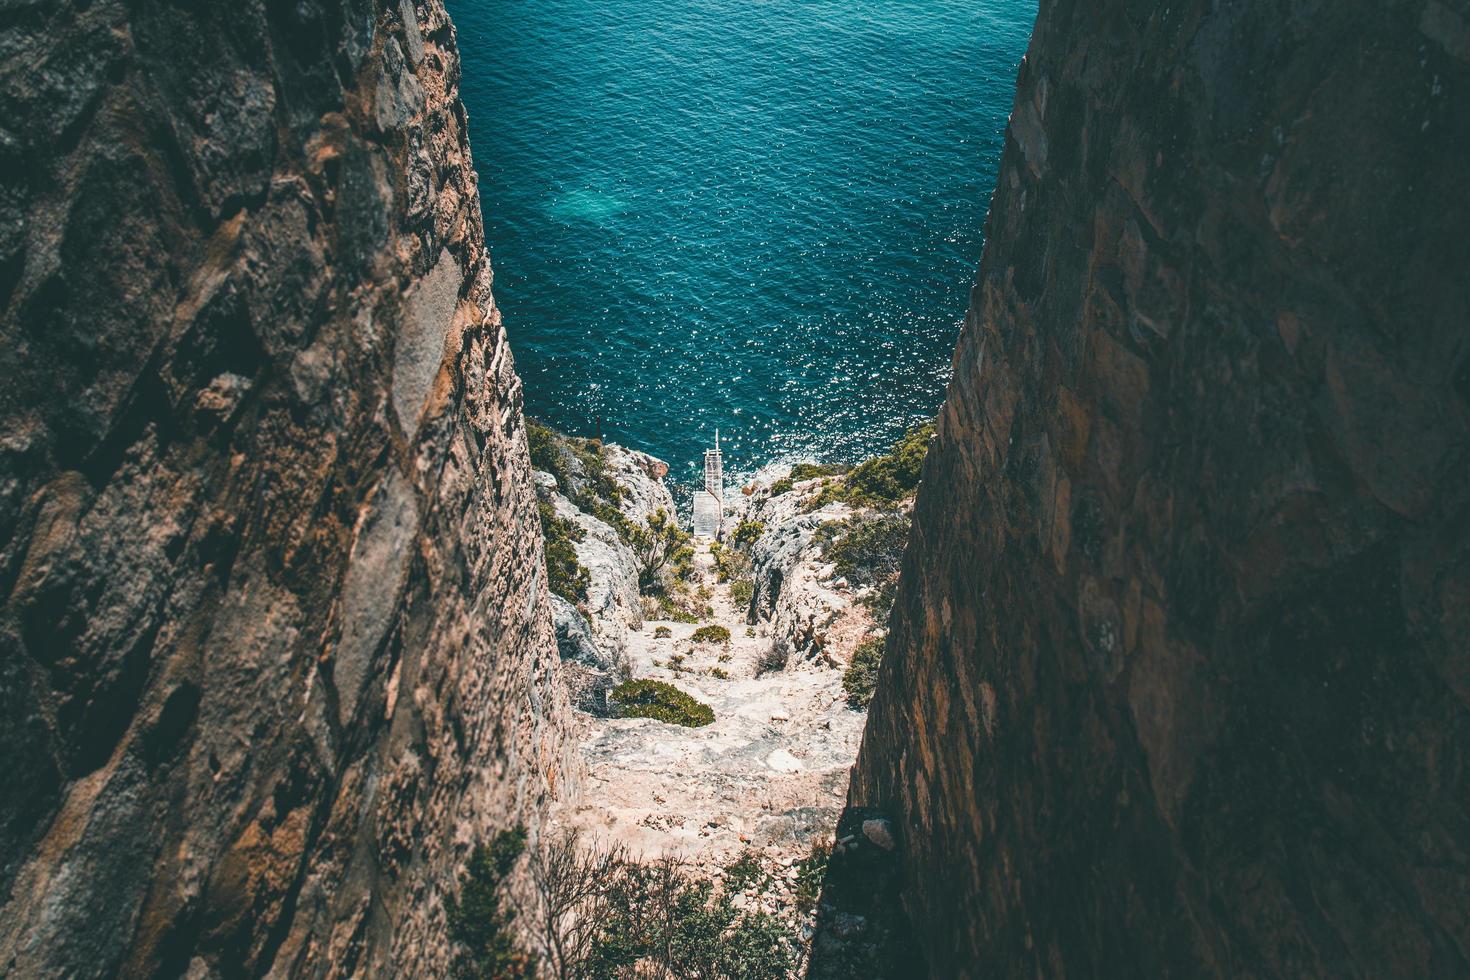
[0,0,573,974]
[840,0,1469,976]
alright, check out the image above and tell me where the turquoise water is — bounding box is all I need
[449,0,1036,486]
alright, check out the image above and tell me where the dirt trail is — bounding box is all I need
[555,543,863,872]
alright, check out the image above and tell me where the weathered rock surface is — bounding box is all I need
[736,467,874,669]
[603,443,676,526]
[0,1,573,975]
[547,486,642,670]
[844,1,1470,976]
[533,439,676,692]
[557,545,864,875]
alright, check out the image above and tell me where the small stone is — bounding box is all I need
[765,748,803,773]
[862,818,896,851]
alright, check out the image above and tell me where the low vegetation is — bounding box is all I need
[610,679,715,727]
[451,830,798,980]
[653,625,672,639]
[629,508,695,592]
[538,501,590,603]
[770,463,848,496]
[843,637,884,709]
[810,422,933,509]
[447,828,537,979]
[648,592,706,623]
[528,420,632,539]
[690,624,731,645]
[793,839,832,912]
[815,510,910,623]
[723,850,771,893]
[709,540,752,583]
[756,640,790,677]
[731,518,767,548]
[730,578,754,606]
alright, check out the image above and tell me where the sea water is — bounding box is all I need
[448,0,1037,488]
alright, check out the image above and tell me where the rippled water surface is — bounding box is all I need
[448,0,1036,486]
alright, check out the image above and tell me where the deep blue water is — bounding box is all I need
[448,0,1036,488]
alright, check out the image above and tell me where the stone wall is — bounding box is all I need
[0,0,574,974]
[849,0,1469,975]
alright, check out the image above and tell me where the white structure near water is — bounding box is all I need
[691,431,724,539]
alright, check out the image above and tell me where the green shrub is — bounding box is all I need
[526,419,561,479]
[731,519,766,549]
[526,419,637,546]
[629,508,694,592]
[538,500,590,602]
[730,578,754,606]
[815,512,910,587]
[691,624,731,644]
[812,422,934,508]
[610,679,714,727]
[756,641,789,677]
[708,667,730,680]
[446,828,537,978]
[769,477,794,495]
[843,637,884,709]
[723,850,769,892]
[790,462,849,482]
[793,839,832,912]
[582,862,793,980]
[653,593,701,624]
[653,625,672,639]
[710,541,752,582]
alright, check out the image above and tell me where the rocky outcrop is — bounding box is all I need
[737,468,873,670]
[533,437,677,704]
[845,1,1470,976]
[543,485,640,710]
[602,443,675,527]
[0,0,573,975]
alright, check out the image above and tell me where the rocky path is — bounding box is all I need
[554,544,864,873]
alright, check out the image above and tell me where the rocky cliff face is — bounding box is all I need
[0,0,573,975]
[848,0,1469,976]
[737,468,878,671]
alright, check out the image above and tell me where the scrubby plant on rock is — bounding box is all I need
[447,827,537,978]
[731,518,767,549]
[649,592,702,623]
[724,850,771,893]
[610,679,715,727]
[815,510,911,624]
[690,624,731,645]
[710,540,752,582]
[811,422,933,509]
[527,419,640,547]
[794,839,833,912]
[756,640,791,677]
[653,625,672,639]
[629,508,694,592]
[843,637,884,708]
[730,578,754,606]
[538,500,591,603]
[511,830,798,980]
